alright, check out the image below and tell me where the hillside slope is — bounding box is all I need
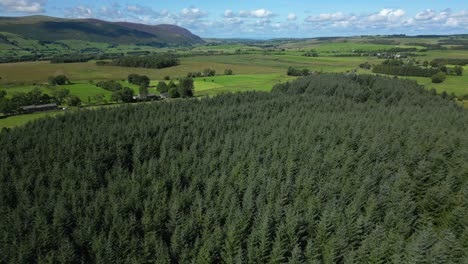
[0,74,467,262]
[0,15,203,46]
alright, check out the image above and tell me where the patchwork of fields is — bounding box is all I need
[1,37,467,129]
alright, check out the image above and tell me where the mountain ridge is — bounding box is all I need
[0,15,204,46]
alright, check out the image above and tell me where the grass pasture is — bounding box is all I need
[0,110,65,129]
[404,74,468,96]
[1,36,467,129]
[0,59,282,85]
[1,81,113,105]
[193,74,297,96]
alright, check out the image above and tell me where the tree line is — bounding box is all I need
[96,55,180,69]
[287,66,310,76]
[372,61,439,77]
[0,86,81,114]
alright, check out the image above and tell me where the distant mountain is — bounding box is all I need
[0,15,204,46]
[114,22,204,45]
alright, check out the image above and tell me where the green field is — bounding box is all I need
[0,110,65,129]
[1,36,468,129]
[193,74,297,96]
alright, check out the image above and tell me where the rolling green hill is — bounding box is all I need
[0,15,204,46]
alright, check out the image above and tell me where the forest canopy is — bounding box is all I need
[96,55,179,69]
[0,74,467,263]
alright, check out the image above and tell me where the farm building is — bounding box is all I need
[20,103,58,113]
[133,94,159,100]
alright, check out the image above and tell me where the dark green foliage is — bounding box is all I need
[203,68,216,77]
[372,64,439,77]
[359,62,371,69]
[111,87,134,102]
[287,66,310,76]
[50,54,95,63]
[139,85,149,97]
[97,55,179,69]
[0,90,6,99]
[0,74,467,262]
[178,78,194,98]
[382,59,404,66]
[224,69,233,75]
[0,88,56,114]
[65,95,81,106]
[431,58,468,66]
[51,88,70,104]
[157,81,168,93]
[128,74,150,87]
[48,75,70,85]
[187,72,202,78]
[303,49,318,57]
[431,72,446,83]
[168,87,179,98]
[168,80,177,89]
[454,65,463,76]
[95,80,123,92]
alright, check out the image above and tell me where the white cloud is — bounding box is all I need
[64,5,93,18]
[368,9,405,22]
[224,9,233,18]
[305,12,356,23]
[125,4,170,18]
[127,5,144,13]
[180,7,208,19]
[408,9,468,29]
[230,8,275,18]
[60,5,468,37]
[0,0,44,13]
[287,13,297,21]
[445,18,458,27]
[251,9,273,18]
[415,9,437,20]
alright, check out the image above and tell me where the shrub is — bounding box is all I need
[431,72,446,83]
[48,75,70,85]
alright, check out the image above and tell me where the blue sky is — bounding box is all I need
[1,0,467,38]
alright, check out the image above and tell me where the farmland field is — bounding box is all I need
[193,74,297,96]
[1,36,468,129]
[0,110,65,128]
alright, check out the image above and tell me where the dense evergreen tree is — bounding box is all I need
[0,74,467,263]
[97,55,179,69]
[372,64,439,77]
[50,54,95,63]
